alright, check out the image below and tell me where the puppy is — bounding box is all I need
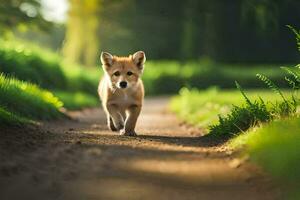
[98,51,146,136]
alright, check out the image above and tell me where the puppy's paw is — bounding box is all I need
[108,117,117,132]
[116,124,124,131]
[108,118,124,132]
[119,129,137,137]
[108,122,117,132]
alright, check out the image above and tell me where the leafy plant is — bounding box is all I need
[209,82,271,136]
[281,65,300,90]
[287,25,300,52]
[209,26,299,136]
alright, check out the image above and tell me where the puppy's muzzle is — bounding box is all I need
[119,81,127,89]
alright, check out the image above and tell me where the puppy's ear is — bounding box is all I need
[132,51,146,70]
[100,52,114,68]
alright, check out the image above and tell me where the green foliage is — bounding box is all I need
[256,58,300,117]
[0,107,28,126]
[0,74,63,120]
[53,91,99,110]
[235,81,252,105]
[281,65,300,90]
[0,40,100,97]
[211,44,300,136]
[170,88,286,129]
[0,41,100,126]
[96,0,299,62]
[287,25,300,52]
[0,43,67,89]
[144,60,288,95]
[209,78,297,136]
[0,40,292,97]
[256,73,287,102]
[230,117,300,200]
[209,83,271,136]
[0,0,51,33]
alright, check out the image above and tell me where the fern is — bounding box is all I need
[256,73,287,103]
[235,81,252,105]
[287,25,300,52]
[281,67,300,90]
[281,66,300,81]
[285,77,297,89]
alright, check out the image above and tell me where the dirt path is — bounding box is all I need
[0,98,279,200]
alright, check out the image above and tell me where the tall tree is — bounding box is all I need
[0,0,50,35]
[180,0,199,61]
[63,0,101,66]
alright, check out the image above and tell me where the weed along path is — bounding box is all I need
[0,98,279,200]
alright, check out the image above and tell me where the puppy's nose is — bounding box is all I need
[119,81,127,88]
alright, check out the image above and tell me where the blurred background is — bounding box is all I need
[1,2,300,198]
[0,0,300,98]
[2,0,300,65]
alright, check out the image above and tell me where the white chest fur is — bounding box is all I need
[109,89,136,108]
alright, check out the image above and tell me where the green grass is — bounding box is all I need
[0,39,100,96]
[0,74,63,123]
[0,40,67,90]
[0,107,29,126]
[170,87,291,130]
[171,87,299,199]
[229,118,300,200]
[143,59,289,95]
[53,90,99,110]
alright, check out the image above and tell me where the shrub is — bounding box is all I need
[0,44,67,89]
[143,61,289,95]
[209,26,300,136]
[53,90,99,110]
[0,41,99,96]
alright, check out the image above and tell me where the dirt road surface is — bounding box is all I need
[0,98,279,200]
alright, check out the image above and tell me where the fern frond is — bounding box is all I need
[256,74,287,102]
[285,77,297,89]
[281,66,300,82]
[286,25,300,52]
[235,81,252,105]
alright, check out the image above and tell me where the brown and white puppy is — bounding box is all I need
[98,51,146,136]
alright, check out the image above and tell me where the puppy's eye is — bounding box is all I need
[113,71,120,76]
[127,71,133,76]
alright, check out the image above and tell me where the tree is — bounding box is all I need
[63,0,101,66]
[0,0,50,35]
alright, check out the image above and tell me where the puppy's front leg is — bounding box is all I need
[106,104,124,131]
[120,105,141,136]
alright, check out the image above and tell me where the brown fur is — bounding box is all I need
[98,51,146,136]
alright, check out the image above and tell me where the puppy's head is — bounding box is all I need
[100,51,146,89]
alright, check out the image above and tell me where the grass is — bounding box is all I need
[171,29,300,198]
[0,39,100,96]
[144,59,289,95]
[0,74,63,124]
[0,39,100,111]
[171,87,299,199]
[229,118,300,200]
[170,87,291,130]
[0,107,29,126]
[0,40,67,90]
[53,90,99,110]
